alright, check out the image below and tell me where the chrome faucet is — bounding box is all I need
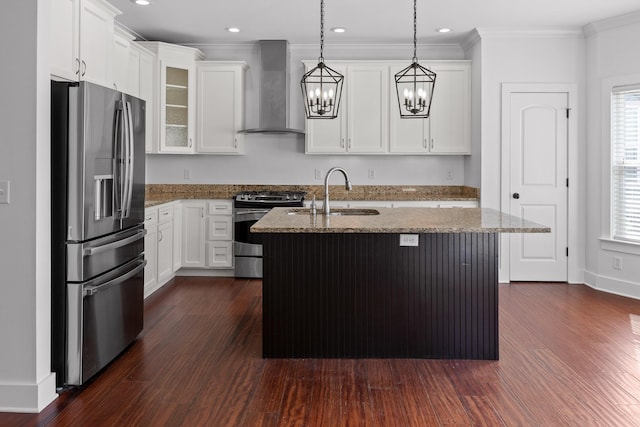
[323,167,352,215]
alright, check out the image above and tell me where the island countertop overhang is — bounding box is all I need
[251,207,550,234]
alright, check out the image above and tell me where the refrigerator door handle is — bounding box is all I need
[114,101,125,219]
[82,229,146,256]
[83,259,146,296]
[123,101,134,218]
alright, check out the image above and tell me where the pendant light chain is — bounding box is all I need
[319,0,325,62]
[412,0,417,62]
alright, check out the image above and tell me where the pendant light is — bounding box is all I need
[394,0,436,118]
[301,0,343,119]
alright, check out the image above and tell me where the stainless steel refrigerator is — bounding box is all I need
[51,81,146,387]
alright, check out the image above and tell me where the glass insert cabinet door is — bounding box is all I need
[160,62,195,152]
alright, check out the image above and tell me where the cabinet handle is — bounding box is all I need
[201,208,204,218]
[348,138,352,149]
[113,83,118,90]
[423,138,427,149]
[158,230,163,242]
[81,60,86,77]
[75,58,80,75]
[189,137,192,148]
[431,138,434,150]
[162,211,169,216]
[234,137,237,148]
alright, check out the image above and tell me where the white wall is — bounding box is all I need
[0,0,57,412]
[476,31,586,282]
[584,13,640,299]
[146,43,471,186]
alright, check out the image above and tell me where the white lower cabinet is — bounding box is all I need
[156,208,174,284]
[172,203,183,272]
[181,200,234,270]
[182,201,206,268]
[143,210,158,296]
[206,201,234,268]
[144,204,177,298]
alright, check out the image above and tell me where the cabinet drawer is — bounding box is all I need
[144,209,158,228]
[206,241,233,268]
[207,215,233,241]
[207,200,233,215]
[158,205,174,223]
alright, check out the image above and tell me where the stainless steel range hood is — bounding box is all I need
[239,40,305,135]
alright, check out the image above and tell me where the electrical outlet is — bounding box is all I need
[314,169,322,180]
[613,256,623,270]
[399,234,419,247]
[447,169,454,180]
[368,168,376,179]
[0,180,9,204]
[184,169,191,180]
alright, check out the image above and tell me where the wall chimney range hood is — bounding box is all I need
[239,40,305,135]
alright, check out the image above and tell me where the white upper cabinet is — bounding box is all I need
[196,62,248,154]
[137,42,204,154]
[50,0,121,87]
[428,63,471,154]
[129,43,155,152]
[305,63,389,154]
[306,60,471,155]
[304,65,348,153]
[347,65,389,153]
[112,25,134,93]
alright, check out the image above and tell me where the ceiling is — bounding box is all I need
[109,0,640,46]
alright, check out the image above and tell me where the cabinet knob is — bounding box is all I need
[512,193,520,199]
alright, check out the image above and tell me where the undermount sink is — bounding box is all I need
[287,208,380,216]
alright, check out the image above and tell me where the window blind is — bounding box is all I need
[612,85,640,243]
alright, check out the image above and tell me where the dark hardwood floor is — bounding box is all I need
[2,278,640,426]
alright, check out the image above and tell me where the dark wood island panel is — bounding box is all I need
[262,232,498,360]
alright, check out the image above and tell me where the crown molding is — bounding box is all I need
[475,27,584,39]
[583,10,640,37]
[460,29,481,53]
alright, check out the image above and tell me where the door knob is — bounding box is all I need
[512,193,520,199]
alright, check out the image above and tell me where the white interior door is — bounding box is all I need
[508,92,568,281]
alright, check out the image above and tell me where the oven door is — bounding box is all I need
[234,208,270,256]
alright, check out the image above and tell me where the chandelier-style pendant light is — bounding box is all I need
[301,0,343,119]
[394,0,436,118]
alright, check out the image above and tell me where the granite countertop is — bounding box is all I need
[250,207,550,234]
[144,184,480,208]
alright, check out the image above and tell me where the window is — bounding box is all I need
[611,85,640,243]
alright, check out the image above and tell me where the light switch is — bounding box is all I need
[0,180,9,204]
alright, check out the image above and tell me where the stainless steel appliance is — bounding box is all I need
[234,191,306,278]
[51,81,146,387]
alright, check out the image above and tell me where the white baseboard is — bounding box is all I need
[583,270,640,300]
[0,372,57,413]
[177,268,235,277]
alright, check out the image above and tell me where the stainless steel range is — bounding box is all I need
[234,191,306,278]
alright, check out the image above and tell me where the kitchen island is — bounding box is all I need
[252,207,549,360]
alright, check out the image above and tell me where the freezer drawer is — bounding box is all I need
[67,225,146,282]
[66,256,145,385]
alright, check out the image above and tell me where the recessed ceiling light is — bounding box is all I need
[131,0,150,5]
[436,28,452,33]
[227,27,241,33]
[331,27,346,33]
